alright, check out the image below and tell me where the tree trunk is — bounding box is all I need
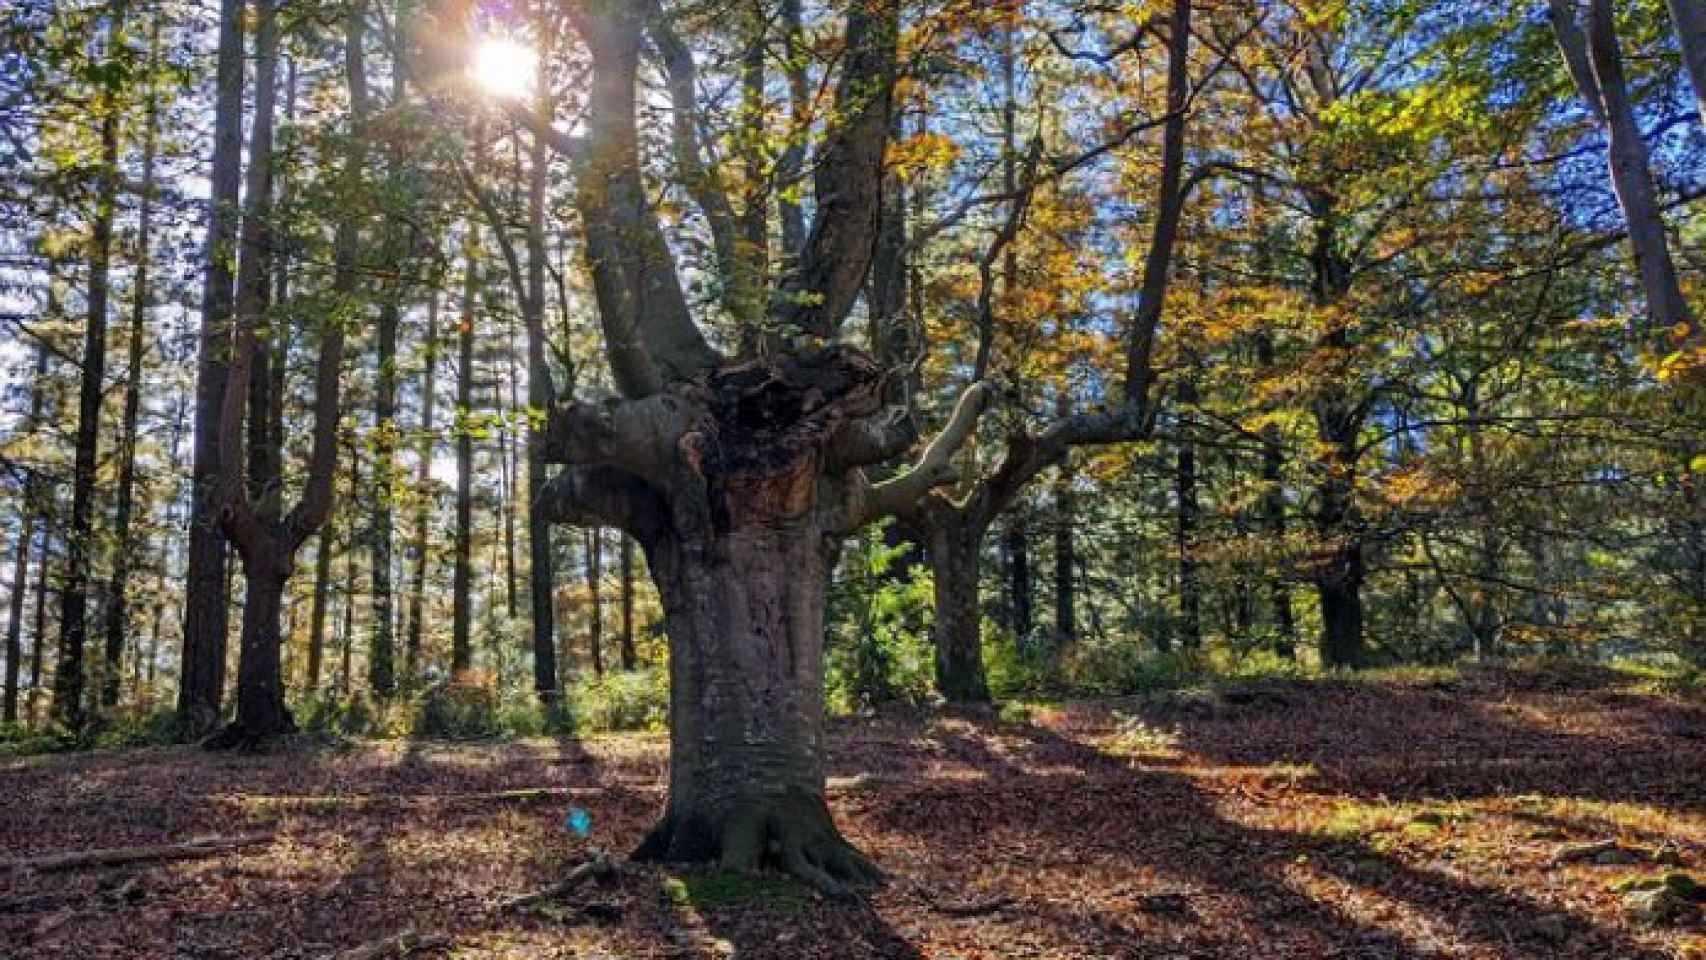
[211,556,296,745]
[1314,449,1366,668]
[585,527,604,678]
[619,533,637,670]
[1175,378,1201,650]
[452,231,477,674]
[4,508,33,723]
[340,513,357,695]
[102,20,162,708]
[307,524,332,692]
[630,523,877,893]
[1671,0,1706,128]
[404,295,439,687]
[56,0,128,728]
[1003,516,1032,642]
[1054,461,1077,649]
[5,345,49,723]
[29,519,53,727]
[928,511,990,702]
[181,0,245,735]
[370,294,399,698]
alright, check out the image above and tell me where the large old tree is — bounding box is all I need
[428,0,1185,892]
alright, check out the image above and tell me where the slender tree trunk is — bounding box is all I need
[1054,461,1077,649]
[29,521,53,727]
[1004,516,1033,643]
[56,0,129,728]
[502,361,518,618]
[102,20,163,708]
[585,527,604,678]
[452,232,476,674]
[619,533,636,670]
[524,26,558,701]
[1175,378,1201,649]
[4,509,33,723]
[369,294,399,698]
[307,524,331,692]
[4,345,48,722]
[210,0,355,745]
[404,295,439,687]
[182,0,245,733]
[340,509,357,695]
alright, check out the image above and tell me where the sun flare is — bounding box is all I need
[471,37,536,100]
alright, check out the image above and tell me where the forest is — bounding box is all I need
[1,0,1705,956]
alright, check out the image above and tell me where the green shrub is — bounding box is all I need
[826,522,936,711]
[569,667,669,732]
[414,672,505,739]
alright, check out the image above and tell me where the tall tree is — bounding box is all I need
[55,0,130,728]
[3,345,48,723]
[451,227,476,674]
[181,0,246,733]
[209,0,356,745]
[101,14,163,708]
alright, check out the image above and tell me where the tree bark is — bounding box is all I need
[225,558,295,742]
[631,526,877,892]
[56,0,128,728]
[103,18,163,708]
[619,533,636,670]
[181,0,244,735]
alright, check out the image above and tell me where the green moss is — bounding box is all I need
[663,871,811,912]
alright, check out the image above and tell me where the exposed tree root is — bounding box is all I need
[3,833,275,873]
[202,716,297,752]
[633,791,883,898]
[497,854,618,912]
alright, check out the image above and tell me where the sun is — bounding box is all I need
[471,37,536,100]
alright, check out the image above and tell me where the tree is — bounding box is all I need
[208,0,358,746]
[55,0,130,729]
[180,0,246,734]
[1550,0,1701,360]
[102,13,163,709]
[428,0,1202,890]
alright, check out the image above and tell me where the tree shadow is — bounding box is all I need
[859,713,1680,959]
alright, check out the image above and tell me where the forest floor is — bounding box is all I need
[4,662,1706,960]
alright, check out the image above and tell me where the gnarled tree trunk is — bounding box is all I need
[632,514,875,889]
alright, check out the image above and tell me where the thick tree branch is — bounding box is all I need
[773,0,900,340]
[851,381,993,527]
